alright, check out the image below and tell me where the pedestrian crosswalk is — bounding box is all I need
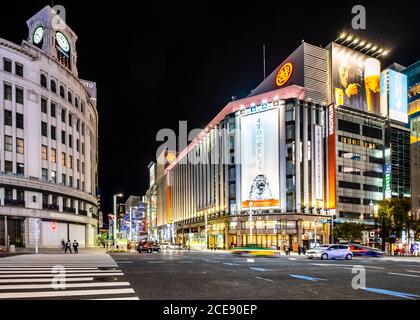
[0,254,139,300]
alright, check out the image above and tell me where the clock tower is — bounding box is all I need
[26,5,79,76]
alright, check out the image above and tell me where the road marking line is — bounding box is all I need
[0,273,124,278]
[223,263,240,266]
[178,261,194,264]
[117,262,134,264]
[0,270,121,274]
[310,263,384,270]
[288,258,296,261]
[388,272,420,278]
[0,282,131,290]
[88,297,140,300]
[256,277,274,283]
[289,274,326,282]
[247,259,254,263]
[0,277,94,283]
[361,287,420,300]
[250,267,273,272]
[0,288,135,299]
[407,270,420,274]
[148,261,164,264]
[0,268,98,271]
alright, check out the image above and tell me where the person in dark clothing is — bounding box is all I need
[73,240,79,254]
[64,240,72,254]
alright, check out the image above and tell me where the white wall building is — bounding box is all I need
[0,6,99,248]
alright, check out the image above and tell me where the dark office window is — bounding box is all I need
[4,83,12,101]
[82,142,85,155]
[339,181,361,190]
[60,85,65,99]
[69,135,72,148]
[16,113,24,129]
[15,63,23,77]
[17,163,24,177]
[42,168,48,182]
[76,139,80,152]
[339,196,361,205]
[75,97,79,108]
[3,58,12,72]
[81,102,84,114]
[363,199,378,206]
[363,125,382,140]
[50,80,57,93]
[41,122,47,137]
[338,119,360,134]
[15,87,24,104]
[4,110,12,126]
[61,131,66,144]
[40,74,47,88]
[363,170,382,178]
[68,91,73,104]
[5,161,13,174]
[41,97,47,113]
[51,126,56,140]
[363,185,383,192]
[76,119,80,132]
[50,102,56,118]
[81,123,85,135]
[61,109,66,123]
[69,114,72,127]
[369,156,383,165]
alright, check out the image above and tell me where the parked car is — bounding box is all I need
[306,244,353,260]
[347,244,384,257]
[138,241,160,253]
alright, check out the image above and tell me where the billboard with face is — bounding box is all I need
[332,43,381,115]
[241,108,280,209]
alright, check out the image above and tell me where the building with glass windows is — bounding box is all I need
[0,6,99,249]
[147,39,416,250]
[404,61,420,219]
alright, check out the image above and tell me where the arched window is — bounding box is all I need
[40,74,47,88]
[60,85,65,99]
[50,80,57,93]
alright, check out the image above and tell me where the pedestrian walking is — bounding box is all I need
[289,245,293,255]
[61,239,66,250]
[73,240,79,254]
[64,240,72,254]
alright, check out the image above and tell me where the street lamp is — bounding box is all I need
[113,193,123,250]
[249,202,253,245]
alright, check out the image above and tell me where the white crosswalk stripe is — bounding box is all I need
[0,254,138,300]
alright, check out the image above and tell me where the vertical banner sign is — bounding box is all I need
[327,105,336,209]
[241,108,280,208]
[384,148,392,199]
[314,125,323,201]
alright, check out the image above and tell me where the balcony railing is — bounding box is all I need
[63,207,76,214]
[42,203,59,211]
[4,199,25,207]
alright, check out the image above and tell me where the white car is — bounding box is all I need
[306,244,353,260]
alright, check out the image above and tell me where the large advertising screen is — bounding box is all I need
[332,44,381,115]
[241,108,280,209]
[389,69,408,123]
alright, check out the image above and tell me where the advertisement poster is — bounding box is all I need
[332,43,381,115]
[241,108,280,209]
[389,69,408,123]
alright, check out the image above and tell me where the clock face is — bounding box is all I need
[56,32,70,53]
[33,26,44,45]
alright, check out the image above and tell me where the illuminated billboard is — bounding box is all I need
[332,43,381,115]
[241,108,280,209]
[389,70,408,123]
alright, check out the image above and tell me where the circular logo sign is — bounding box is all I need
[276,63,293,87]
[166,152,176,163]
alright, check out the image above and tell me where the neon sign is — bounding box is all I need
[276,63,293,87]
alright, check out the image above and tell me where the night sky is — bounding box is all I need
[0,1,418,214]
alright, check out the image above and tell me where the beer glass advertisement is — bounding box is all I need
[332,43,381,115]
[241,108,280,209]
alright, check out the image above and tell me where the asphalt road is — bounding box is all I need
[111,251,420,300]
